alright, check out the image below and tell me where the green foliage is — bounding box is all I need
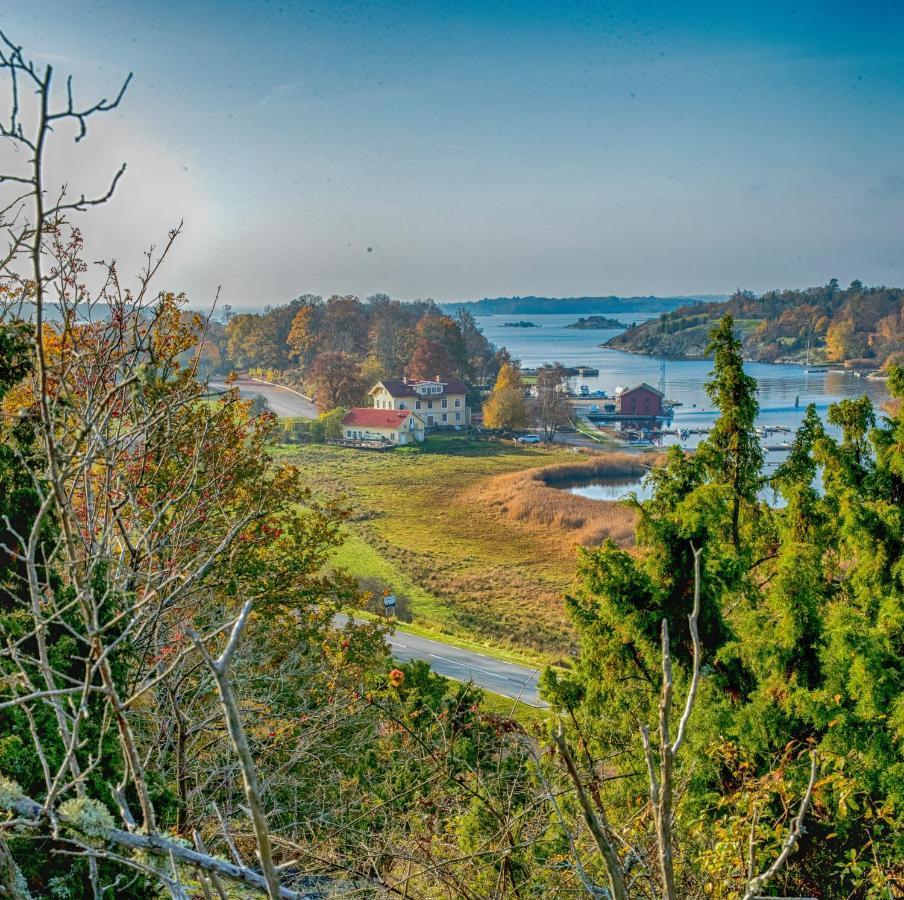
[310,406,348,442]
[543,320,904,895]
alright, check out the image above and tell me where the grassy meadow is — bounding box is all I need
[281,435,657,660]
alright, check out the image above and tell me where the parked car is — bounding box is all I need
[516,434,542,444]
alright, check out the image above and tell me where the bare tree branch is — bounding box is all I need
[742,753,819,900]
[0,788,321,899]
[189,602,282,899]
[552,723,627,900]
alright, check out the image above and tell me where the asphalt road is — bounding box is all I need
[209,377,320,419]
[334,614,547,707]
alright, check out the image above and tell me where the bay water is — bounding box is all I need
[477,312,892,502]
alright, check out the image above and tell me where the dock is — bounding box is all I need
[522,365,600,378]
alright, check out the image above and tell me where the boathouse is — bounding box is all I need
[616,383,664,417]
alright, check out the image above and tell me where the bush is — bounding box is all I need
[310,407,348,443]
[272,417,313,444]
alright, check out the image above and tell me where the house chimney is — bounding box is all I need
[435,374,440,382]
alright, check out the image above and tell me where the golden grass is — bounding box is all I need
[285,438,660,655]
[467,451,663,549]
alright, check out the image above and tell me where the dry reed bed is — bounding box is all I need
[466,451,664,548]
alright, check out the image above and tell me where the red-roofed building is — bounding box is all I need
[341,407,425,445]
[369,376,470,428]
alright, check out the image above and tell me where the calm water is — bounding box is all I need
[479,311,891,499]
[478,312,890,441]
[567,478,656,503]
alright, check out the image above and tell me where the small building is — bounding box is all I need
[341,408,425,445]
[369,376,470,428]
[616,383,664,417]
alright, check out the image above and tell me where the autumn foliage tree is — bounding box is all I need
[482,362,529,433]
[223,291,499,388]
[0,32,386,897]
[306,349,367,408]
[407,337,456,381]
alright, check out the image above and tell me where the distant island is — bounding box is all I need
[440,295,724,317]
[502,320,540,328]
[605,281,904,368]
[565,315,628,330]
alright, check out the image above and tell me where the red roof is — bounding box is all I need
[342,408,415,428]
[621,382,664,398]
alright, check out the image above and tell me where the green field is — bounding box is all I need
[282,436,590,661]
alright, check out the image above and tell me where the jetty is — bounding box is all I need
[522,365,599,378]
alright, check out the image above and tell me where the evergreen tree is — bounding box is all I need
[698,315,764,550]
[542,329,904,893]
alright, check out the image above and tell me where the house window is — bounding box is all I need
[399,402,406,410]
[455,412,461,421]
[409,417,415,430]
[427,400,433,409]
[427,415,434,425]
[441,398,447,408]
[454,398,460,407]
[442,413,447,423]
[416,400,421,409]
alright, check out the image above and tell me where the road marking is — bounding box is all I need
[387,638,538,687]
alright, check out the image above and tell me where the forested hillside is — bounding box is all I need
[607,280,904,367]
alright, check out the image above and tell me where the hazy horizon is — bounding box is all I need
[4,1,903,307]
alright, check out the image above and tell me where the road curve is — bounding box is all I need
[209,377,320,419]
[334,614,547,708]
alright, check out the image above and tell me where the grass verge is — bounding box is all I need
[480,689,551,730]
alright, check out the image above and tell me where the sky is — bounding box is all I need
[2,1,903,308]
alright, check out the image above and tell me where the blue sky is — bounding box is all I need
[3,1,903,306]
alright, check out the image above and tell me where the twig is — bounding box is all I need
[742,753,819,900]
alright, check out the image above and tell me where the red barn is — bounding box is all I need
[616,383,664,416]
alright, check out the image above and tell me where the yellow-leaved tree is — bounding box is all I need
[482,362,529,433]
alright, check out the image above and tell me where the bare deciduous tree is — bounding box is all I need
[532,364,573,442]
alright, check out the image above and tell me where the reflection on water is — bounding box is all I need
[562,474,789,508]
[564,477,654,503]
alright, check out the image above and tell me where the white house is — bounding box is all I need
[369,377,470,428]
[341,407,425,445]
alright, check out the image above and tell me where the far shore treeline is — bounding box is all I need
[608,279,904,368]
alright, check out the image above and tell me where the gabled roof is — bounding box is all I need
[622,382,664,398]
[342,408,418,428]
[370,378,469,398]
